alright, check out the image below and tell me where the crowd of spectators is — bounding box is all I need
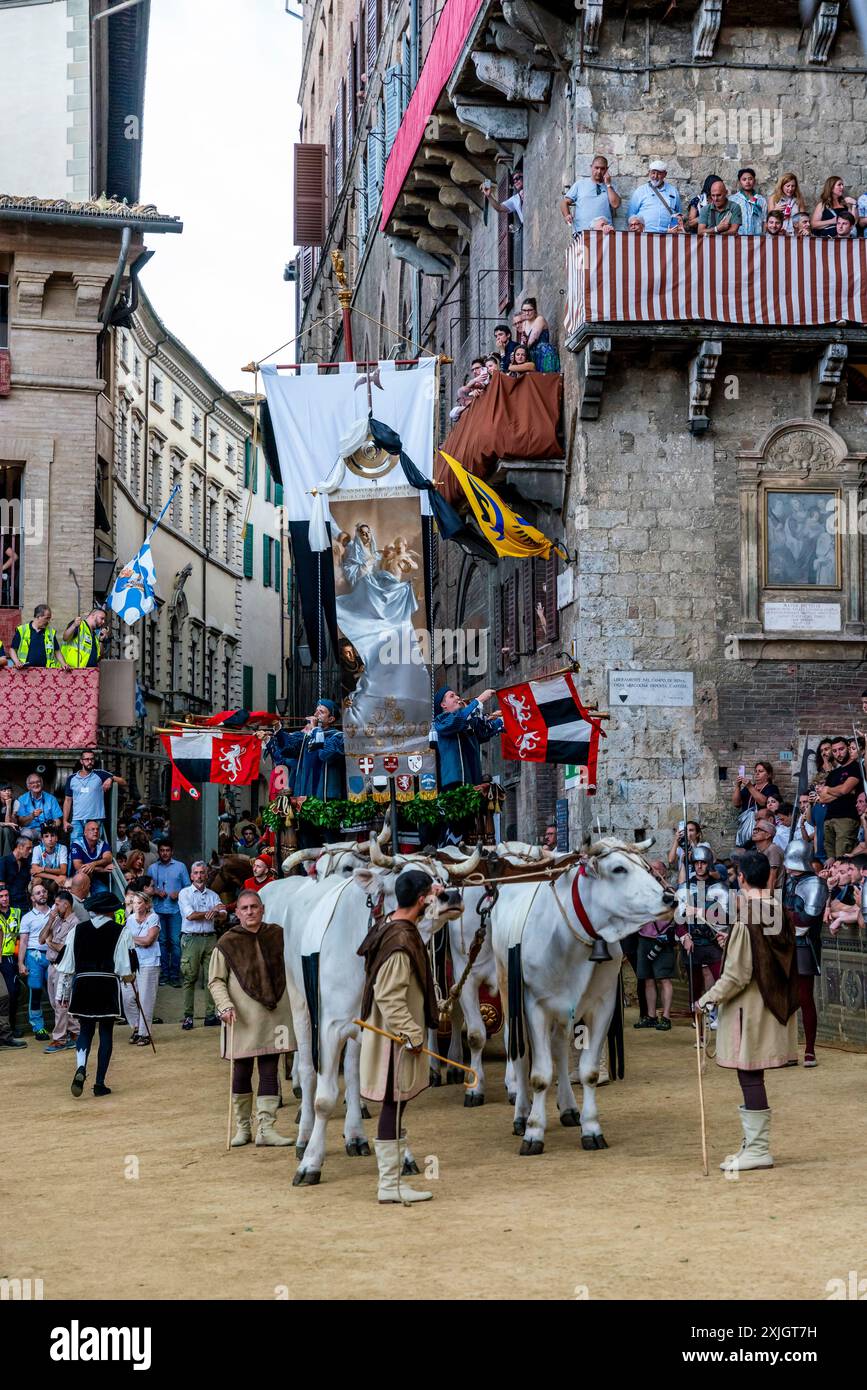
[0,755,282,1056]
[560,155,867,240]
[450,298,559,421]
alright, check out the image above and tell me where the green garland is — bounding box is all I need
[262,785,484,832]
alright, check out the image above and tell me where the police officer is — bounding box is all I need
[60,608,107,668]
[9,604,65,668]
[0,885,23,1038]
[781,837,827,1067]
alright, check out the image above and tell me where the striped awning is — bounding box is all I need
[565,231,867,336]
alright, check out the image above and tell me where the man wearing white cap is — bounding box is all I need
[626,159,683,233]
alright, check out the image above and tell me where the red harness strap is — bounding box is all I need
[571,864,600,941]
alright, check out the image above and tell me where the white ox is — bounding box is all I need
[425,844,557,1107]
[491,838,675,1155]
[261,846,474,1186]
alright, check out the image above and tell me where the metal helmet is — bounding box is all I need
[691,845,714,865]
[795,875,828,919]
[783,837,813,873]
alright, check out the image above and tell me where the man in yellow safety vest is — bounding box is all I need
[60,609,106,669]
[0,886,23,1042]
[9,605,65,669]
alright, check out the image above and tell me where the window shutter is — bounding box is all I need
[273,541,281,592]
[300,246,314,303]
[521,559,536,656]
[402,30,412,107]
[243,524,254,579]
[243,437,251,488]
[347,40,356,150]
[358,3,367,86]
[293,144,327,246]
[336,83,346,195]
[366,0,378,78]
[267,673,277,714]
[375,105,385,190]
[263,533,272,588]
[243,664,253,708]
[503,572,518,667]
[536,555,559,646]
[384,64,401,156]
[494,572,504,675]
[497,168,513,313]
[358,154,369,252]
[275,481,283,507]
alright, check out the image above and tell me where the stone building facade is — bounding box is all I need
[104,289,257,804]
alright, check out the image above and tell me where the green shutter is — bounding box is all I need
[242,664,253,707]
[275,482,284,507]
[243,524,254,579]
[274,541,281,593]
[263,533,272,587]
[267,673,277,714]
[251,451,258,494]
[244,438,251,489]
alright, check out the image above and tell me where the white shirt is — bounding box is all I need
[126,910,161,967]
[178,885,223,935]
[501,192,524,225]
[19,907,51,954]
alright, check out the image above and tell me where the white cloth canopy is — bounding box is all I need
[261,357,437,522]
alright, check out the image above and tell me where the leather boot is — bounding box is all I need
[374,1138,433,1204]
[230,1093,253,1147]
[720,1106,773,1172]
[255,1094,293,1146]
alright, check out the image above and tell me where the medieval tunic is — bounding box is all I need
[54,918,133,1021]
[208,922,296,1059]
[358,915,441,1104]
[700,917,798,1070]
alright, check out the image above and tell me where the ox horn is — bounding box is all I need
[369,834,395,868]
[282,847,321,874]
[377,822,392,847]
[445,845,482,878]
[633,836,655,851]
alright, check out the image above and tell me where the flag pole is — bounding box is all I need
[145,484,181,545]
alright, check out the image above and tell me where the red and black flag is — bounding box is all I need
[497,672,605,789]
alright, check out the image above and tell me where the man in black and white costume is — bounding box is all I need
[54,889,135,1098]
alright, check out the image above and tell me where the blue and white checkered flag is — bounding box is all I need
[107,541,157,624]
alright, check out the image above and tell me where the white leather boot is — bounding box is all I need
[230,1093,253,1147]
[255,1094,293,1146]
[720,1106,773,1172]
[374,1139,432,1203]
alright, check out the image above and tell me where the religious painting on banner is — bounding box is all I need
[330,491,432,758]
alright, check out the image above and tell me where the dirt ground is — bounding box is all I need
[2,999,864,1302]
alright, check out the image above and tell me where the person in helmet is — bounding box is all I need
[781,835,828,1067]
[678,843,729,1029]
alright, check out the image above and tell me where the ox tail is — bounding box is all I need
[506,945,526,1061]
[301,952,321,1073]
[606,975,625,1081]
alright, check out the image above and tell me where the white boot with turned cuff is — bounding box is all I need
[374,1139,432,1204]
[720,1106,774,1172]
[255,1094,294,1146]
[230,1093,254,1147]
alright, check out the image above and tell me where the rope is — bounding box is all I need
[548,877,594,947]
[439,889,497,1018]
[346,304,433,359]
[249,308,343,371]
[316,553,323,704]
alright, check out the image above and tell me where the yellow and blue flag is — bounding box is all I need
[439,451,566,561]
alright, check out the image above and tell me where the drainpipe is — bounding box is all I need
[109,246,155,328]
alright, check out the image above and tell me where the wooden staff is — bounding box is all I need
[353,1018,479,1089]
[129,978,156,1054]
[225,1019,235,1152]
[694,1007,709,1177]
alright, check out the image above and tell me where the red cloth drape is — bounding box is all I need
[436,372,563,506]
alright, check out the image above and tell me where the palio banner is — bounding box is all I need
[497,672,604,789]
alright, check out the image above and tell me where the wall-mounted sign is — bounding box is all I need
[608,670,694,707]
[763,602,841,632]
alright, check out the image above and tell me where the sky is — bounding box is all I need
[139,0,302,393]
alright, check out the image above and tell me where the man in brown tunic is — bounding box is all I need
[208,890,295,1147]
[358,868,444,1204]
[698,850,799,1172]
